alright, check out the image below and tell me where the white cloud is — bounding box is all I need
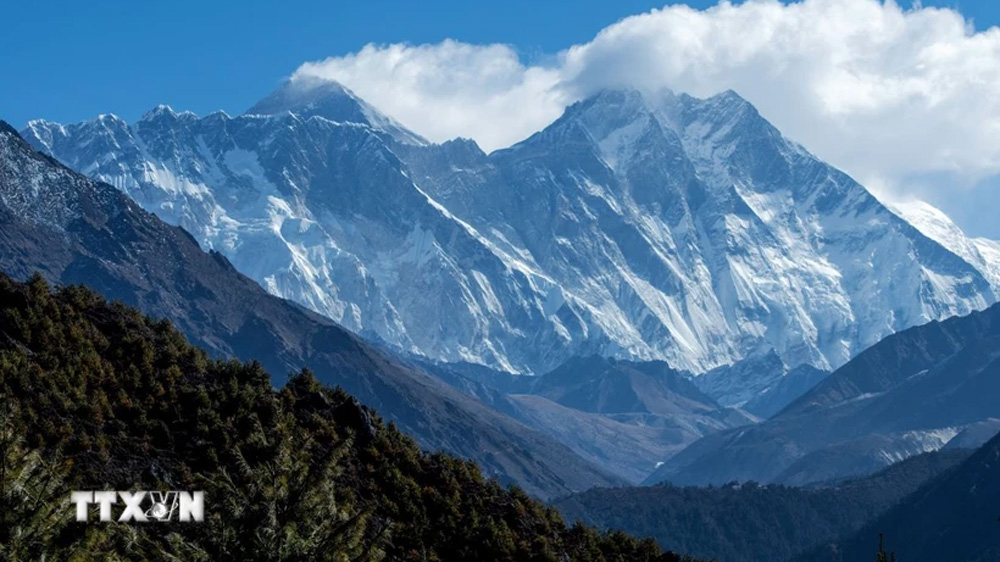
[293,0,1000,201]
[294,40,569,152]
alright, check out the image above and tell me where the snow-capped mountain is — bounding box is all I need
[400,88,997,373]
[24,82,592,374]
[887,199,1000,288]
[0,120,623,499]
[21,80,999,385]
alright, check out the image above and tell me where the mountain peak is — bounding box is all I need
[246,76,427,145]
[140,104,198,123]
[544,87,693,172]
[246,76,356,117]
[513,88,651,150]
[0,119,20,137]
[143,104,174,118]
[711,88,751,105]
[583,88,646,107]
[95,112,127,124]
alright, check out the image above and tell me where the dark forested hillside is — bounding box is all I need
[554,448,970,562]
[0,273,692,561]
[797,429,1000,562]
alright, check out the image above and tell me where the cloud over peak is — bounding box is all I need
[294,39,568,153]
[294,0,1000,195]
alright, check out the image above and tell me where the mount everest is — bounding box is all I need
[22,78,1000,399]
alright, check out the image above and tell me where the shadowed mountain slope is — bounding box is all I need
[0,120,620,499]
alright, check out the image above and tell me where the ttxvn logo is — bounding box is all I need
[70,491,204,522]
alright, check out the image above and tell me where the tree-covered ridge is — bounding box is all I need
[555,448,970,562]
[0,273,692,561]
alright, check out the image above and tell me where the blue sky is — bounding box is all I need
[3,0,1000,237]
[1,0,995,127]
[2,0,695,126]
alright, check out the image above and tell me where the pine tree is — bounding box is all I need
[203,401,385,561]
[0,393,74,561]
[875,533,897,562]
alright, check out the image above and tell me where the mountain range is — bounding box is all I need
[0,120,621,499]
[6,69,1000,561]
[420,355,755,483]
[646,295,1000,487]
[22,78,1000,407]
